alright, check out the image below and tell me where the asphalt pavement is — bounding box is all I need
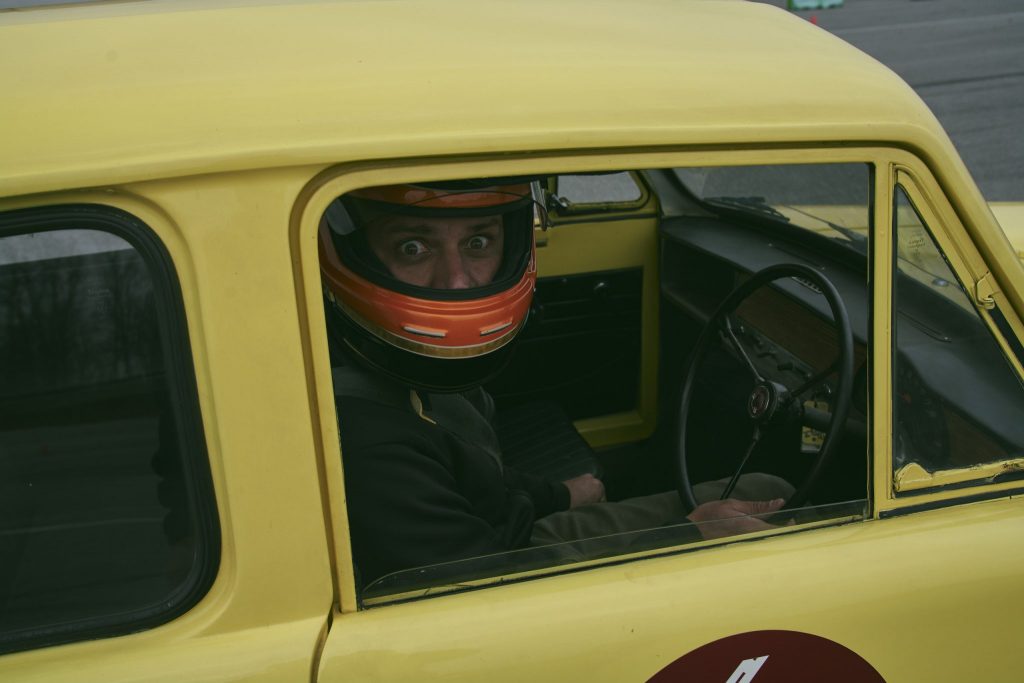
[754,0,1024,201]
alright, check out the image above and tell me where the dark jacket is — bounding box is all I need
[335,370,569,589]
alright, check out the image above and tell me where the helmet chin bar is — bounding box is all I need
[331,303,523,394]
[332,293,524,360]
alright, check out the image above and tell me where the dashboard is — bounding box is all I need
[659,213,1024,485]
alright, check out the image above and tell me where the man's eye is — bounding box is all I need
[399,240,427,257]
[466,235,491,250]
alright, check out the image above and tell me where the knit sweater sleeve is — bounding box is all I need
[502,466,570,517]
[343,438,526,585]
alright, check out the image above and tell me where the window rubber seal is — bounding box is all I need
[0,203,220,655]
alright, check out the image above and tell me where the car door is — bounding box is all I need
[307,150,1024,683]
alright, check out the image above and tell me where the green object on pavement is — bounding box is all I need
[788,0,844,9]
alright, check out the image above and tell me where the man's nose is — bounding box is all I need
[433,248,472,289]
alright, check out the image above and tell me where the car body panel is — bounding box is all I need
[317,497,1024,682]
[0,0,969,192]
[3,0,1014,312]
[0,178,335,678]
[3,150,1021,682]
[2,0,1023,680]
[991,202,1024,254]
[2,616,328,683]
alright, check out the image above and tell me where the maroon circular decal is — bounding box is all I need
[647,630,885,683]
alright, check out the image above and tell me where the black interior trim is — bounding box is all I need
[991,306,1024,371]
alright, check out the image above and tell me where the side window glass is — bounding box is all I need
[0,214,216,653]
[549,172,644,213]
[892,186,1024,488]
[321,169,869,605]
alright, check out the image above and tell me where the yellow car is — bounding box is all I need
[2,1,1023,681]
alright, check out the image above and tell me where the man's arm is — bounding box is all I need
[501,466,572,516]
[686,498,787,540]
[344,440,530,585]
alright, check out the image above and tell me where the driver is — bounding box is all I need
[319,180,792,586]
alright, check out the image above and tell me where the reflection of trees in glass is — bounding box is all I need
[117,253,158,379]
[0,234,161,404]
[0,257,82,395]
[0,227,203,644]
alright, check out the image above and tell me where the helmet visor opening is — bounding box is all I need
[328,185,538,302]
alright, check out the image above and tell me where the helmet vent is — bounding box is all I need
[479,321,514,336]
[402,325,447,339]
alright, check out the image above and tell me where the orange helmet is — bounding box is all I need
[319,180,542,392]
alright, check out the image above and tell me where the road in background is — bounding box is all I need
[754,0,1023,200]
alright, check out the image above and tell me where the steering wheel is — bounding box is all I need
[674,263,854,512]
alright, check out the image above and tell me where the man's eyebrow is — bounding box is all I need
[382,224,435,236]
[382,218,502,236]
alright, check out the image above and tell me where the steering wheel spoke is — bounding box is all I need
[721,316,764,383]
[718,427,761,501]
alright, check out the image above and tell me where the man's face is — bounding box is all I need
[363,213,504,289]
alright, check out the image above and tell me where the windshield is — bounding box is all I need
[673,163,872,248]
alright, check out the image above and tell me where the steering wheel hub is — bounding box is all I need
[747,384,773,419]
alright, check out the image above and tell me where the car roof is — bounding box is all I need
[0,0,954,197]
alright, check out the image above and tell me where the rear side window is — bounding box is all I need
[549,172,645,212]
[0,206,218,653]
